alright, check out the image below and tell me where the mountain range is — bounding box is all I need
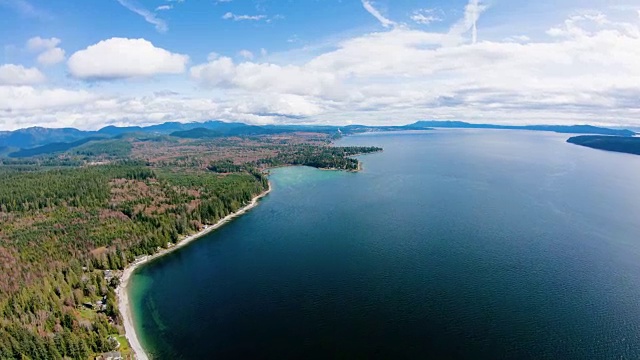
[0,120,635,157]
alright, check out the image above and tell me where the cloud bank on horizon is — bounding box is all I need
[0,0,639,130]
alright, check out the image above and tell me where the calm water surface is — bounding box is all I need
[130,130,640,359]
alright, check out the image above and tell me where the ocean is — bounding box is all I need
[129,130,640,359]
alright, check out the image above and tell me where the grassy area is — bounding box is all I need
[76,308,97,322]
[114,334,132,356]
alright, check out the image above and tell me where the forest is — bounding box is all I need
[0,163,268,359]
[567,135,640,155]
[0,133,381,359]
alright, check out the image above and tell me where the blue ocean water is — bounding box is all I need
[130,130,640,359]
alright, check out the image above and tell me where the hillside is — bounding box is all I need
[8,137,105,158]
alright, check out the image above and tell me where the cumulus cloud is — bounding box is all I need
[0,87,308,130]
[0,86,97,112]
[37,47,65,66]
[190,57,338,97]
[0,64,45,85]
[26,36,66,65]
[67,38,189,80]
[0,86,102,131]
[26,36,61,51]
[4,1,640,129]
[188,7,640,126]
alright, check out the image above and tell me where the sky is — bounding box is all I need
[0,0,639,130]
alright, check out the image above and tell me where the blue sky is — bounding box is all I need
[1,0,639,130]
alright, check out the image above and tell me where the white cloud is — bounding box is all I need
[504,35,531,43]
[0,86,115,130]
[222,12,266,21]
[188,7,640,126]
[116,0,168,33]
[411,9,442,25]
[361,0,396,28]
[4,2,640,129]
[26,36,61,51]
[0,86,97,112]
[155,5,172,11]
[0,88,309,130]
[25,36,66,66]
[448,0,487,44]
[0,64,45,85]
[238,50,254,60]
[37,47,65,66]
[67,38,189,80]
[190,57,338,97]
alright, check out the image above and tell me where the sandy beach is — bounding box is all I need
[116,183,271,359]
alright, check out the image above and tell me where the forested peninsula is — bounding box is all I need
[567,135,640,155]
[0,130,381,359]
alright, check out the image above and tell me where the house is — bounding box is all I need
[104,270,113,282]
[95,351,123,360]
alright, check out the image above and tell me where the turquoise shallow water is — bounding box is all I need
[130,130,640,359]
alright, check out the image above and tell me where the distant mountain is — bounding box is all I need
[0,121,248,149]
[171,128,225,139]
[97,125,143,136]
[0,127,97,149]
[171,124,284,138]
[99,120,264,136]
[1,120,636,156]
[8,137,105,158]
[567,136,640,155]
[410,121,636,137]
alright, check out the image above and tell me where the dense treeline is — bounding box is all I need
[72,139,133,159]
[208,159,246,173]
[0,164,152,212]
[258,145,382,171]
[208,145,381,174]
[0,157,84,167]
[567,135,640,155]
[0,163,268,359]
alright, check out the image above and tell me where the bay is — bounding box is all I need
[130,130,640,359]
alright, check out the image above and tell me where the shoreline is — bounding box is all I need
[116,182,272,360]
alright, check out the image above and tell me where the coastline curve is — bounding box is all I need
[116,182,272,359]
